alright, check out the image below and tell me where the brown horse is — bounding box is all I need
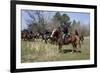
[51,28,81,53]
[50,27,62,44]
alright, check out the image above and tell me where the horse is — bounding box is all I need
[50,28,81,53]
[50,27,62,44]
[39,31,52,44]
[75,29,84,44]
[21,30,34,41]
[21,30,28,41]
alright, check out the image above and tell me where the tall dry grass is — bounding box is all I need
[21,38,90,63]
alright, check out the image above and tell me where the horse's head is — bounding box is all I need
[50,29,56,38]
[51,27,62,38]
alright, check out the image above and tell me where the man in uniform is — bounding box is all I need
[62,23,69,42]
[75,29,79,36]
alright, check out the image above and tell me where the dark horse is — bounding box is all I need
[39,31,51,44]
[21,30,34,41]
[51,28,81,53]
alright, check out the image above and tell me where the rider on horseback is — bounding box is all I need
[28,31,33,39]
[62,23,69,42]
[75,29,79,36]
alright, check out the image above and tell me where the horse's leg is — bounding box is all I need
[75,44,79,52]
[72,43,76,53]
[44,38,47,44]
[82,36,84,44]
[74,43,81,53]
[76,36,81,53]
[56,38,58,45]
[78,40,81,53]
[82,39,84,44]
[58,42,62,53]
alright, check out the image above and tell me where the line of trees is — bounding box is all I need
[22,10,90,36]
[70,20,90,36]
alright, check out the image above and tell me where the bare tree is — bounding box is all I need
[25,10,50,33]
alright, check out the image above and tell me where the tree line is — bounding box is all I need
[22,10,90,36]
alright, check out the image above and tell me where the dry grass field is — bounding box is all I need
[21,37,90,63]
